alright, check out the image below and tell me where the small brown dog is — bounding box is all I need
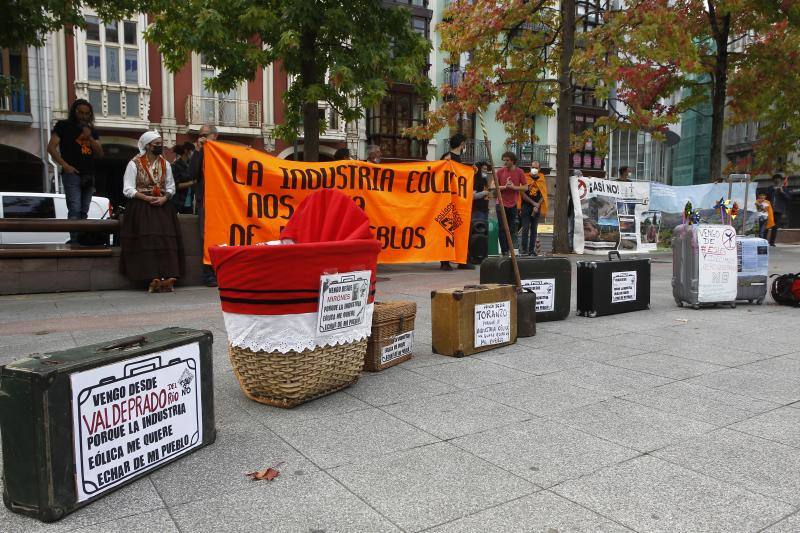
[148,278,177,293]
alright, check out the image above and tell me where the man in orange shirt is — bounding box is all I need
[494,152,528,255]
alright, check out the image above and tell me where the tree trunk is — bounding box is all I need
[553,0,575,254]
[709,13,730,181]
[300,31,320,162]
[302,100,320,162]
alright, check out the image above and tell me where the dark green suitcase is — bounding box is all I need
[480,256,572,322]
[0,327,216,522]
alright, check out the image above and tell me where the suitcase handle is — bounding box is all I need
[125,356,162,377]
[97,336,146,352]
[608,251,621,261]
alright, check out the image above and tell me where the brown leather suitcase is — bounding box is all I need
[431,284,517,357]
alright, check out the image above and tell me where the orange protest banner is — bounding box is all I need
[202,141,475,264]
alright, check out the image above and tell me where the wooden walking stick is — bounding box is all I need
[480,113,522,294]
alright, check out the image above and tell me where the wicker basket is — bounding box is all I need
[364,301,417,372]
[228,340,366,408]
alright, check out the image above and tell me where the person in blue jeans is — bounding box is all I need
[47,99,104,243]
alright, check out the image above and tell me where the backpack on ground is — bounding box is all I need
[770,273,800,306]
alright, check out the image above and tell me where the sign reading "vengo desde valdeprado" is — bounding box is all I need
[70,344,203,502]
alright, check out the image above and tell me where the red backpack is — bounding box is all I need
[771,273,800,306]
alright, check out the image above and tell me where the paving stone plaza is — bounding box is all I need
[1,247,799,532]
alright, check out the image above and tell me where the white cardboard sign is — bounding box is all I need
[380,331,414,365]
[71,343,203,502]
[317,271,371,335]
[474,301,511,347]
[520,278,556,312]
[611,271,637,303]
[696,225,738,302]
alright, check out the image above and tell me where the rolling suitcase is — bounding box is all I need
[431,284,517,357]
[736,236,769,304]
[577,251,651,317]
[672,224,738,309]
[0,328,216,522]
[480,256,571,322]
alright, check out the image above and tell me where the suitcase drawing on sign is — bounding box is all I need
[431,284,517,357]
[480,256,571,322]
[672,224,738,309]
[736,236,769,304]
[577,251,651,317]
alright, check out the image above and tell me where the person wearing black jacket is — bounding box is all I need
[171,142,196,214]
[189,124,219,286]
[767,174,791,246]
[440,134,469,270]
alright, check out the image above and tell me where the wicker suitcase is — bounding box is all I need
[364,301,417,372]
[431,284,517,357]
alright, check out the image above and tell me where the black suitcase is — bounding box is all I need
[0,328,216,522]
[577,251,651,317]
[480,256,571,322]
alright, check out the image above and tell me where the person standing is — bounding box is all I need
[120,131,184,292]
[189,124,219,286]
[494,152,527,255]
[333,147,352,160]
[755,192,775,240]
[440,134,467,270]
[366,144,382,164]
[171,142,196,214]
[616,166,631,182]
[767,174,791,246]
[47,99,104,243]
[520,161,548,255]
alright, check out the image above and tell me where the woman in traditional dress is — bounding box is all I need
[120,131,185,292]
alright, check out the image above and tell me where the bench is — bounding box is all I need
[0,219,119,258]
[0,215,204,295]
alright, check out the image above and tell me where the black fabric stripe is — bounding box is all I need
[219,285,376,294]
[220,296,320,305]
[218,287,319,294]
[220,290,376,306]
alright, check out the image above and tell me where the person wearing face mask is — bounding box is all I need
[120,131,184,292]
[520,160,548,255]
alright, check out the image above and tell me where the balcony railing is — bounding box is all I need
[74,82,150,123]
[442,65,466,88]
[505,141,549,168]
[185,95,262,129]
[0,77,30,114]
[461,139,491,165]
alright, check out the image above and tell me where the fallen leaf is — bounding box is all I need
[246,462,283,481]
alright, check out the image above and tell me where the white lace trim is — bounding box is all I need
[222,304,374,354]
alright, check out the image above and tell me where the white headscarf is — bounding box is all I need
[137,131,161,154]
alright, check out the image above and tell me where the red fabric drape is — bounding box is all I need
[280,189,374,243]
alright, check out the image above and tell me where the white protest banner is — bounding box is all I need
[611,271,637,303]
[696,224,738,302]
[570,177,758,254]
[317,271,371,336]
[474,301,511,348]
[380,331,414,365]
[520,278,555,312]
[71,343,203,502]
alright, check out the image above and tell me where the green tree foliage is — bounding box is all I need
[412,0,578,253]
[142,0,433,161]
[0,0,136,48]
[575,0,800,177]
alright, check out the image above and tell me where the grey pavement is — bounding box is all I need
[1,246,800,532]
